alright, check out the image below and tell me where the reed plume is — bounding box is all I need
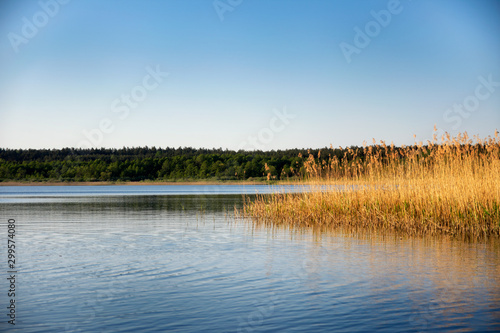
[243,129,500,239]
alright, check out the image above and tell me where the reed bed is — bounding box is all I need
[242,129,500,239]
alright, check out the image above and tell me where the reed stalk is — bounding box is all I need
[243,129,500,239]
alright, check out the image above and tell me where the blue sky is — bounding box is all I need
[1,0,499,150]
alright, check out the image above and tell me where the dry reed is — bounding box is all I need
[242,129,500,239]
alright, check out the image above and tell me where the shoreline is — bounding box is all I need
[0,180,280,186]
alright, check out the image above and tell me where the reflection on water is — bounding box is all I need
[0,184,311,200]
[0,188,499,332]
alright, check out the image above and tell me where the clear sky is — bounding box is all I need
[1,0,499,150]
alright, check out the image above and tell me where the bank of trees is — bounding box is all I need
[0,147,340,182]
[0,144,452,182]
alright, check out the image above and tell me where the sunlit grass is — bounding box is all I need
[242,129,500,239]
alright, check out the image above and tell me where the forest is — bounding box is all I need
[0,146,343,182]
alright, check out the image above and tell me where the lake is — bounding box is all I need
[0,185,499,332]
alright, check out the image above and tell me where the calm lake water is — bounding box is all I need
[0,185,499,332]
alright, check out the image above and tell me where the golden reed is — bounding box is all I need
[243,129,500,239]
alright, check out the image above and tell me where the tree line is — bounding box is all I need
[0,143,460,182]
[0,146,343,182]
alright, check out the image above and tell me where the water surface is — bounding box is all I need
[0,184,307,200]
[0,186,499,332]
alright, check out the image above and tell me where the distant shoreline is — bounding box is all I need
[0,180,279,186]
